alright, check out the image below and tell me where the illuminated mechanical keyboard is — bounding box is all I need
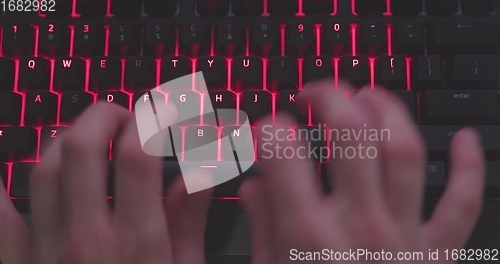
[1,0,500,260]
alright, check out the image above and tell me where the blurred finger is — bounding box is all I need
[61,103,130,232]
[0,174,31,264]
[113,115,175,262]
[114,104,175,228]
[354,89,426,224]
[424,128,485,249]
[30,136,65,264]
[297,82,384,209]
[256,114,321,221]
[165,172,213,264]
[240,178,274,264]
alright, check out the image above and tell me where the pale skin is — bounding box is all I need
[0,82,485,263]
[0,103,212,264]
[241,81,486,263]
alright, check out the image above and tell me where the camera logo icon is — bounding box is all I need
[135,72,255,194]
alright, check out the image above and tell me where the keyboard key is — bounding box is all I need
[181,21,207,56]
[0,92,21,124]
[38,22,69,56]
[41,126,69,153]
[413,55,443,90]
[268,0,298,14]
[392,0,423,15]
[361,21,386,46]
[420,126,500,158]
[145,0,177,17]
[425,0,458,15]
[61,92,93,123]
[433,19,496,46]
[184,126,218,161]
[339,56,369,86]
[287,20,313,56]
[144,21,171,57]
[90,57,121,90]
[208,92,237,124]
[376,56,406,90]
[210,91,236,110]
[155,160,255,196]
[242,91,272,121]
[451,55,497,89]
[303,0,334,14]
[462,0,495,15]
[323,21,350,55]
[197,0,229,16]
[169,91,201,125]
[132,90,165,111]
[11,162,36,198]
[198,56,227,88]
[278,90,304,122]
[425,161,447,192]
[55,57,85,90]
[19,57,50,91]
[112,0,142,17]
[76,0,107,17]
[109,22,140,56]
[424,90,500,125]
[0,127,37,161]
[0,58,15,90]
[233,0,263,15]
[391,91,417,119]
[125,56,155,90]
[232,56,262,89]
[277,90,299,114]
[216,21,243,56]
[98,92,130,109]
[304,56,333,83]
[2,23,33,56]
[221,125,254,161]
[269,56,297,90]
[397,21,423,46]
[25,92,58,125]
[355,0,386,15]
[144,20,170,45]
[161,56,192,83]
[74,22,105,56]
[252,20,278,56]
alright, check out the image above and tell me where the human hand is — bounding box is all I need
[0,103,212,264]
[241,81,485,263]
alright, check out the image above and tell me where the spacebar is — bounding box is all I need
[108,161,259,197]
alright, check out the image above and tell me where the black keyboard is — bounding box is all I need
[2,0,500,260]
